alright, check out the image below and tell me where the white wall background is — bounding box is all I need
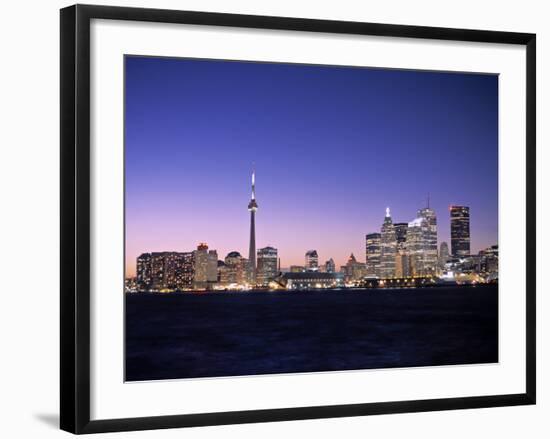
[0,0,546,437]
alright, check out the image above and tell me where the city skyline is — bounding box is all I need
[125,56,498,277]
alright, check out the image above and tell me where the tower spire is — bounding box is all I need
[248,165,258,285]
[251,165,256,200]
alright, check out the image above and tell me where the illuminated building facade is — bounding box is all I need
[379,208,397,278]
[418,207,438,274]
[406,217,427,276]
[305,250,319,271]
[341,253,367,282]
[136,251,194,291]
[222,251,245,285]
[394,222,409,278]
[136,253,152,290]
[257,246,278,285]
[450,205,470,256]
[365,232,381,277]
[290,265,305,273]
[193,243,217,289]
[281,272,344,290]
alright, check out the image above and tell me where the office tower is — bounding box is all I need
[365,232,381,277]
[207,250,218,284]
[136,253,152,291]
[248,169,258,283]
[418,206,438,274]
[224,251,245,285]
[406,217,427,276]
[379,207,397,278]
[257,246,278,285]
[394,222,409,278]
[439,242,450,269]
[193,243,210,289]
[394,223,408,244]
[305,250,319,271]
[450,205,470,256]
[325,258,336,273]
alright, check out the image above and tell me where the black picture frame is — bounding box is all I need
[60,4,536,434]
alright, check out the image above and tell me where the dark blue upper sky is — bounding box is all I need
[125,56,498,274]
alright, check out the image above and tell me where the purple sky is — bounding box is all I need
[125,56,498,276]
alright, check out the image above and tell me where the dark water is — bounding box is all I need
[125,285,498,381]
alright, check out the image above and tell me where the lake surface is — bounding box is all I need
[125,285,498,381]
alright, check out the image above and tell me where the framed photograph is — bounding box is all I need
[60,4,536,434]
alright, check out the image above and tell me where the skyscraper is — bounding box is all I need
[439,242,450,269]
[325,258,336,273]
[305,250,319,271]
[418,206,438,274]
[406,217,427,276]
[394,222,409,278]
[248,169,258,284]
[194,243,217,289]
[224,251,245,285]
[379,207,397,278]
[257,246,278,285]
[136,253,152,291]
[450,205,470,257]
[365,232,381,277]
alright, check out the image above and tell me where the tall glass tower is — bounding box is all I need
[450,205,470,257]
[418,206,438,274]
[380,207,397,278]
[248,169,258,283]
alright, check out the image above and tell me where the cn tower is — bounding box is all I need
[248,168,258,283]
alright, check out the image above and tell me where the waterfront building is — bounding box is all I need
[290,265,305,273]
[136,253,152,291]
[217,260,226,283]
[242,257,252,283]
[379,207,397,278]
[406,217,428,276]
[207,250,218,284]
[325,258,336,273]
[223,251,245,285]
[365,232,381,277]
[418,207,438,274]
[305,250,319,271]
[176,251,194,290]
[395,251,410,278]
[342,253,367,282]
[151,252,167,291]
[194,243,218,289]
[394,222,409,278]
[137,251,195,292]
[248,169,258,283]
[439,242,450,269]
[479,245,498,275]
[280,272,344,290]
[450,205,470,257]
[257,246,278,286]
